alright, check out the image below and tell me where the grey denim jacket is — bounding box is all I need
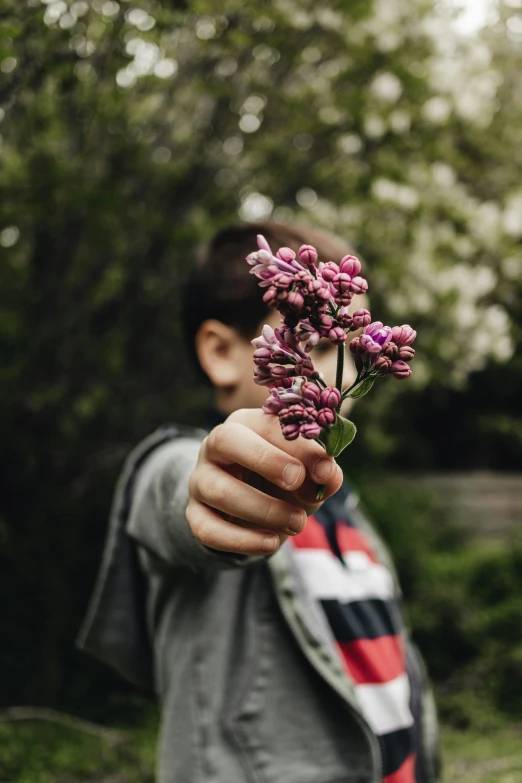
[78,426,440,783]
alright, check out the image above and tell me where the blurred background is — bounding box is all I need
[1,0,521,780]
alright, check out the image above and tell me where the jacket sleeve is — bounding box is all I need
[126,435,264,572]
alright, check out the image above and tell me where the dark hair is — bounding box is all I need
[182,221,357,371]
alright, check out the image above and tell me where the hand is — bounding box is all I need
[186,408,343,556]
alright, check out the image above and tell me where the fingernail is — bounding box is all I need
[263,535,279,553]
[286,510,306,535]
[314,458,333,482]
[283,463,302,488]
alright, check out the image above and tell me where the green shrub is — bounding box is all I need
[357,477,522,728]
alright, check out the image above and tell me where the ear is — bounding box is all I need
[195,319,244,388]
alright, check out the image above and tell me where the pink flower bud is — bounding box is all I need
[300,422,322,439]
[253,348,272,366]
[349,336,363,355]
[317,407,336,428]
[333,272,352,292]
[350,275,368,295]
[262,287,278,308]
[391,360,412,380]
[391,325,417,346]
[308,277,330,300]
[271,365,294,379]
[320,387,341,409]
[263,396,284,414]
[253,366,273,386]
[270,350,291,363]
[295,359,315,377]
[280,403,306,423]
[364,322,392,347]
[328,327,347,344]
[352,309,372,329]
[301,382,321,403]
[339,255,362,277]
[337,308,353,329]
[287,291,305,311]
[281,423,300,440]
[383,341,399,359]
[374,355,392,374]
[302,406,318,422]
[398,345,415,361]
[272,273,293,289]
[298,244,318,268]
[360,334,382,354]
[320,262,340,283]
[314,314,334,334]
[335,291,354,307]
[294,269,311,284]
[257,234,271,251]
[276,247,297,263]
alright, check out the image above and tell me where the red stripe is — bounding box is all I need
[384,753,416,783]
[335,524,379,563]
[291,515,330,549]
[337,635,405,684]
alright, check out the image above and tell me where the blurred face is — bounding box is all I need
[233,309,357,416]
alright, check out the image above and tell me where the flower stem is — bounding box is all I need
[317,343,344,500]
[335,343,344,400]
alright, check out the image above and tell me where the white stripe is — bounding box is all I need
[355,673,414,735]
[344,551,373,571]
[292,549,395,603]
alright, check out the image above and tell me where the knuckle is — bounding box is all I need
[233,534,248,554]
[209,476,232,509]
[260,497,275,526]
[188,469,200,500]
[187,506,211,544]
[227,408,249,425]
[206,424,226,456]
[250,441,272,474]
[196,518,212,546]
[185,500,199,534]
[229,408,264,430]
[199,435,209,456]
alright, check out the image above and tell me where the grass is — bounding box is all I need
[443,725,522,783]
[1,706,522,782]
[0,704,158,783]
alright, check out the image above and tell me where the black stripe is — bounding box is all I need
[320,598,403,642]
[314,486,355,566]
[315,483,353,528]
[379,725,415,776]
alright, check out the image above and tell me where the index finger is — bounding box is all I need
[228,408,341,487]
[204,421,306,492]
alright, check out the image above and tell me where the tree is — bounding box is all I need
[0,0,520,705]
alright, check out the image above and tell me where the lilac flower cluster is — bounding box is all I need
[252,324,315,386]
[247,236,369,349]
[263,378,341,440]
[349,323,416,380]
[247,234,416,445]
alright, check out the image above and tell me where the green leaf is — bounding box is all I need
[321,415,357,458]
[348,377,375,399]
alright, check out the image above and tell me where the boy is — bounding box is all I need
[78,222,440,783]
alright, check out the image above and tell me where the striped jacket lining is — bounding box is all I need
[288,492,416,782]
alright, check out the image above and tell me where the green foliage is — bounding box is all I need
[347,376,375,399]
[0,0,520,719]
[358,477,522,728]
[0,702,158,783]
[321,415,357,457]
[3,706,522,783]
[442,726,522,783]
